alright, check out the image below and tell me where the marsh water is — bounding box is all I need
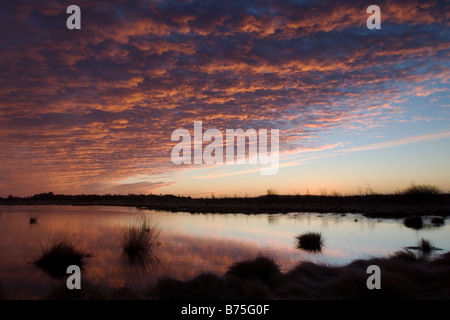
[0,205,449,299]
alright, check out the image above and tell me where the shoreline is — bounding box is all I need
[1,193,450,218]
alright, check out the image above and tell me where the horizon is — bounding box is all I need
[1,0,449,198]
[2,181,448,199]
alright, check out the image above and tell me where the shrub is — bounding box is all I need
[296,232,324,253]
[33,239,90,279]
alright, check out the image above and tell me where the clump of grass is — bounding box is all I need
[33,239,90,279]
[266,188,278,196]
[417,239,434,254]
[117,217,160,271]
[409,238,442,255]
[403,216,423,230]
[431,217,445,225]
[296,232,324,253]
[401,183,441,196]
[118,217,160,255]
[226,256,281,283]
[185,273,233,300]
[396,238,443,262]
[391,249,424,262]
[148,277,187,299]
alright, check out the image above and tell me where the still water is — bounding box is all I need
[0,205,448,299]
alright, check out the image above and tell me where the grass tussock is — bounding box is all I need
[117,217,161,271]
[395,238,442,262]
[226,256,281,283]
[29,217,38,224]
[33,239,90,279]
[408,238,442,255]
[417,238,434,255]
[403,216,423,230]
[392,249,425,263]
[117,217,160,254]
[400,183,441,196]
[296,232,324,253]
[431,217,445,225]
[266,188,278,196]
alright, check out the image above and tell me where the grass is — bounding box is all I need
[418,238,434,254]
[21,246,450,299]
[144,251,450,300]
[392,249,424,262]
[403,216,423,230]
[226,256,281,283]
[394,238,443,262]
[431,217,445,225]
[33,239,90,279]
[400,183,441,196]
[296,232,324,253]
[35,250,450,299]
[116,217,161,271]
[408,238,442,255]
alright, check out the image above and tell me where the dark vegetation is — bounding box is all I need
[39,250,450,300]
[431,217,445,225]
[117,217,161,272]
[32,239,91,279]
[226,256,281,282]
[2,184,450,218]
[0,283,6,300]
[403,216,423,229]
[296,232,324,253]
[29,217,38,224]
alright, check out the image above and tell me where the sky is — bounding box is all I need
[0,0,449,197]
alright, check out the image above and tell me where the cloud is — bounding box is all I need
[343,131,450,152]
[0,0,448,195]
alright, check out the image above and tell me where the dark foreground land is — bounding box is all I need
[3,250,449,300]
[146,251,450,300]
[2,192,450,218]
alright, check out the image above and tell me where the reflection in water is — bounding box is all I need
[120,243,160,275]
[267,215,279,225]
[116,217,161,275]
[0,205,449,299]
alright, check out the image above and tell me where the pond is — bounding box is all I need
[0,205,448,299]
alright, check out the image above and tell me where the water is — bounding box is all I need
[0,205,448,299]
